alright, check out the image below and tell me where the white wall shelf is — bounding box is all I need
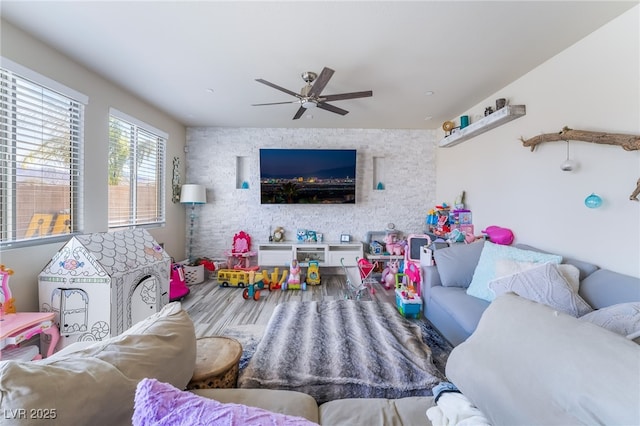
[439,105,526,148]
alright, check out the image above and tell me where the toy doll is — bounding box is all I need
[288,259,301,285]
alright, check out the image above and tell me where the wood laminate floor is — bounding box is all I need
[182,273,396,338]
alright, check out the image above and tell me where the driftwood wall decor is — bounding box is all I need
[520,127,640,201]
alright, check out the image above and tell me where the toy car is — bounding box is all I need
[217,269,263,288]
[306,260,321,285]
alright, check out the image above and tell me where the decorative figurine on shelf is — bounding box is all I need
[484,107,494,116]
[272,226,285,242]
[384,231,404,256]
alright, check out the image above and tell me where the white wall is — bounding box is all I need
[436,6,640,277]
[185,127,437,261]
[0,20,188,311]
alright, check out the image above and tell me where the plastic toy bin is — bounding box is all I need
[395,289,422,318]
[179,261,205,285]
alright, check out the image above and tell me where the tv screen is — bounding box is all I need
[260,149,356,204]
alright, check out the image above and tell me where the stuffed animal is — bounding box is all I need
[381,260,400,290]
[384,232,404,255]
[272,226,285,242]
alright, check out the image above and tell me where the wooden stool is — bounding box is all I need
[187,336,243,390]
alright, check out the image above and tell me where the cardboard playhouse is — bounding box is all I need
[38,228,170,351]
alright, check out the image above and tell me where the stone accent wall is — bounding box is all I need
[185,127,437,260]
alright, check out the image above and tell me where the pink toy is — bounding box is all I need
[482,226,514,245]
[381,259,399,289]
[384,232,405,256]
[225,231,258,271]
[169,263,190,302]
[288,259,301,285]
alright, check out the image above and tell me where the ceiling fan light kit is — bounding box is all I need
[253,67,373,120]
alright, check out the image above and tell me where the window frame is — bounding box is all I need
[108,108,167,230]
[0,57,87,249]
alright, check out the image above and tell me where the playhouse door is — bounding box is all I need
[129,275,159,328]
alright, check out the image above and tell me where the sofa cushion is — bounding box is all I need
[430,286,490,334]
[319,396,436,426]
[514,244,599,280]
[0,302,196,426]
[488,263,593,317]
[580,302,640,342]
[467,241,562,302]
[433,240,485,287]
[446,294,640,425]
[192,388,320,423]
[579,269,640,309]
[133,378,317,426]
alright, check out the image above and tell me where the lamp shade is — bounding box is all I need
[180,184,207,204]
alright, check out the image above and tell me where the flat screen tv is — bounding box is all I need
[260,148,356,204]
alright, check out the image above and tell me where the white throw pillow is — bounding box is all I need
[495,259,580,293]
[488,263,593,317]
[467,241,563,302]
[580,302,640,343]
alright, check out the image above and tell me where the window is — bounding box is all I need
[108,109,166,229]
[0,58,86,249]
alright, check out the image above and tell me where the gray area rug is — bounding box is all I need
[237,300,446,404]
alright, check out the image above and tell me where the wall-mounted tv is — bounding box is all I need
[260,149,357,204]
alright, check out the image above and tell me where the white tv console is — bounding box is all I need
[257,241,363,267]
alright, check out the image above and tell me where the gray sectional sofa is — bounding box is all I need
[421,239,640,346]
[3,296,638,425]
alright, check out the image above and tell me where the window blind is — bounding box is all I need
[0,61,85,248]
[108,109,166,229]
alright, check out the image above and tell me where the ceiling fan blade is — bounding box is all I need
[317,102,349,116]
[252,100,299,106]
[308,67,335,97]
[292,106,307,120]
[255,79,300,98]
[322,90,373,102]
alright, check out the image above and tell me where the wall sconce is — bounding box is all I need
[560,141,577,172]
[180,184,207,261]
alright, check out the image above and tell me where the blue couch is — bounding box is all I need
[421,240,640,346]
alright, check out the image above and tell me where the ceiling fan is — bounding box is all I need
[252,67,373,120]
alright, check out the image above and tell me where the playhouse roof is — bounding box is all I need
[40,228,170,278]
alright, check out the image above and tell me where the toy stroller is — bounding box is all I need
[340,257,376,300]
[357,257,378,295]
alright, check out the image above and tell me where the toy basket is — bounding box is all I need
[179,261,205,285]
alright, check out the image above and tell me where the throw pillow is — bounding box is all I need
[466,241,562,302]
[579,302,640,343]
[133,378,318,426]
[488,263,593,317]
[433,240,485,287]
[495,259,581,293]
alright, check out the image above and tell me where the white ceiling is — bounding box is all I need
[1,1,636,130]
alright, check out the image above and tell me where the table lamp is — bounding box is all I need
[180,184,207,262]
